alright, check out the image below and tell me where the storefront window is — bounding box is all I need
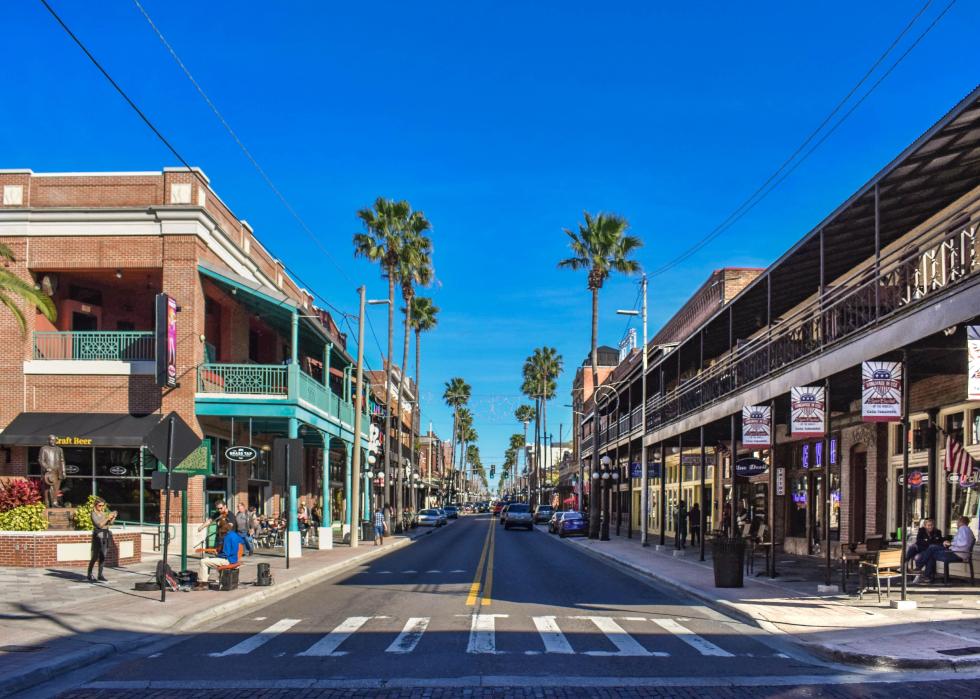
[946,412,965,445]
[895,468,930,536]
[912,420,929,452]
[830,471,841,534]
[789,474,807,537]
[971,410,980,446]
[948,481,980,533]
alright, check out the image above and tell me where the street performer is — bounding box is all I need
[39,434,66,508]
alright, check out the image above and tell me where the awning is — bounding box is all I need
[0,412,164,448]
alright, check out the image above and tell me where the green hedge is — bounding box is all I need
[0,503,49,531]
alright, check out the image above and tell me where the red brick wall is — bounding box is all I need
[31,175,163,208]
[0,530,141,567]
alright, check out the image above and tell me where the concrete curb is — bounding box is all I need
[0,527,441,697]
[555,532,980,671]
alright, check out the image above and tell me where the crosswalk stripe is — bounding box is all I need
[466,613,507,654]
[575,616,667,657]
[532,616,574,654]
[651,618,733,657]
[386,617,429,653]
[208,618,301,657]
[297,616,373,657]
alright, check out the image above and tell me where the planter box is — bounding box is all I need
[0,528,141,567]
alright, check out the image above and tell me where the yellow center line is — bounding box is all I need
[465,518,494,606]
[480,520,496,606]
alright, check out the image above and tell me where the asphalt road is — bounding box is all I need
[41,513,980,697]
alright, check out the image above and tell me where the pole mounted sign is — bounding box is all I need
[861,361,902,422]
[742,405,771,446]
[734,457,768,478]
[791,386,825,438]
[154,293,179,389]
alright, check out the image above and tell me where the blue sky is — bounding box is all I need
[2,1,978,472]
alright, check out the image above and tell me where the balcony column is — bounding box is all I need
[344,439,353,532]
[323,342,333,388]
[288,310,300,397]
[319,430,333,550]
[287,417,301,558]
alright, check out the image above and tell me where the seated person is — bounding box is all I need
[913,516,976,584]
[195,523,245,590]
[908,518,943,565]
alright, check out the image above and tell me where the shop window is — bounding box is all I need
[912,420,929,452]
[789,475,807,537]
[971,410,980,446]
[28,446,92,478]
[250,451,270,481]
[947,480,980,534]
[945,412,965,445]
[95,448,140,478]
[895,467,930,533]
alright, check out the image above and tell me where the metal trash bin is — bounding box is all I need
[712,538,746,588]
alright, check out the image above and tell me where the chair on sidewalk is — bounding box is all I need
[942,541,976,585]
[858,548,904,602]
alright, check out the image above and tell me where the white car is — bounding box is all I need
[417,509,444,527]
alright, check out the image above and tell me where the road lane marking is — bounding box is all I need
[386,617,430,654]
[466,613,507,654]
[297,616,372,657]
[425,569,441,573]
[402,570,418,574]
[466,518,494,606]
[574,616,667,657]
[209,618,301,657]
[480,521,496,606]
[532,616,575,654]
[450,569,466,573]
[651,618,733,657]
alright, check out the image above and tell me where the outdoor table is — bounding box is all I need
[840,544,871,593]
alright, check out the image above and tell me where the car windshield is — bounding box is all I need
[538,506,553,512]
[421,509,438,515]
[563,512,582,520]
[445,506,457,511]
[508,504,529,513]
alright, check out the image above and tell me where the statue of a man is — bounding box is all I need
[39,435,66,508]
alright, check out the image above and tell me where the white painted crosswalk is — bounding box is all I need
[197,615,758,660]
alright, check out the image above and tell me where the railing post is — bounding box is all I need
[287,363,299,400]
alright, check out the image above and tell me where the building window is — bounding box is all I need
[892,425,904,456]
[971,410,980,446]
[912,420,929,452]
[946,412,965,445]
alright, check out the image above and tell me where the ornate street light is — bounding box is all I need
[599,455,613,541]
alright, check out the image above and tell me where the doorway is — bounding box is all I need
[850,447,867,543]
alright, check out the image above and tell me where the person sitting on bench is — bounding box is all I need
[913,516,976,584]
[195,523,244,590]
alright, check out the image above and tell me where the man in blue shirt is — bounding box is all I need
[196,523,244,590]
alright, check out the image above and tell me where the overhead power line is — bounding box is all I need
[649,0,956,278]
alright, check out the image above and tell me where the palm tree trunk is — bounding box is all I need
[395,299,412,529]
[589,284,601,538]
[414,329,421,510]
[542,392,548,508]
[385,274,395,513]
[522,422,528,498]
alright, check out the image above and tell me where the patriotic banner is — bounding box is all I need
[861,361,903,422]
[944,434,975,480]
[791,386,825,438]
[969,326,980,400]
[742,405,771,446]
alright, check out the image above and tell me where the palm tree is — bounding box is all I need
[408,295,439,491]
[522,348,563,506]
[508,432,525,495]
[355,197,412,509]
[442,377,471,504]
[514,405,535,484]
[0,243,56,333]
[393,225,433,525]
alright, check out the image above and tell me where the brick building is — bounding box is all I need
[0,168,368,556]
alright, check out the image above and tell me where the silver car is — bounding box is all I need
[503,503,533,530]
[417,508,443,527]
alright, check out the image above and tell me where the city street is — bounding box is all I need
[26,514,980,698]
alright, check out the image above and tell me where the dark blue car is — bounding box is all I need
[558,511,587,538]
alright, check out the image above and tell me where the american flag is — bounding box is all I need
[944,434,974,478]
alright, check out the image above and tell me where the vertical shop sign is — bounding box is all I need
[155,293,178,389]
[968,326,980,400]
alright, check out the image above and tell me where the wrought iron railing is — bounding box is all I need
[197,363,287,395]
[647,201,980,431]
[32,331,154,361]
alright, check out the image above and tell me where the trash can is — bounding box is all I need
[361,521,375,542]
[712,538,746,588]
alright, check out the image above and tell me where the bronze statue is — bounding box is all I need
[39,435,66,508]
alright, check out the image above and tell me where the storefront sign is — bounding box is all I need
[742,405,771,446]
[629,462,642,478]
[775,467,786,495]
[735,458,768,477]
[815,441,823,466]
[64,463,80,475]
[54,436,94,446]
[225,445,258,462]
[861,361,903,422]
[791,386,825,437]
[681,454,706,467]
[947,470,979,487]
[107,465,128,476]
[969,326,980,400]
[155,293,178,389]
[898,470,927,487]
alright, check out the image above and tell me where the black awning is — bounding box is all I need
[0,412,164,448]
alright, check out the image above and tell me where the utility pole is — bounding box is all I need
[349,286,367,548]
[617,274,648,545]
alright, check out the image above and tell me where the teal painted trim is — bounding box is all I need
[344,442,353,526]
[197,264,296,310]
[33,331,154,361]
[321,431,331,530]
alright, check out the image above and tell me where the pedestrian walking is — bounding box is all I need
[373,508,388,546]
[676,500,688,549]
[88,498,116,582]
[688,503,701,546]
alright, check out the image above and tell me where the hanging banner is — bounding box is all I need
[791,386,825,438]
[742,405,772,446]
[969,326,980,400]
[154,293,178,389]
[861,361,903,422]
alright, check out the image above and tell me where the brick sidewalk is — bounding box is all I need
[547,525,980,668]
[0,525,439,697]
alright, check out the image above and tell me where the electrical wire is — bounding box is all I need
[648,0,954,277]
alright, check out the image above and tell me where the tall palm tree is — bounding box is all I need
[442,377,471,504]
[393,225,433,525]
[508,432,525,494]
[0,243,56,333]
[408,295,439,487]
[522,347,563,506]
[354,197,412,509]
[514,405,535,481]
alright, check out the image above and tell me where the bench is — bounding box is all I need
[942,542,976,585]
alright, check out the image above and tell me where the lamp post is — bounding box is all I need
[599,454,613,541]
[617,273,648,545]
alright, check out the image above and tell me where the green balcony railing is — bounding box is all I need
[33,331,155,361]
[197,363,287,395]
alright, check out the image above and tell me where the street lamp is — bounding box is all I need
[599,454,612,541]
[617,273,648,546]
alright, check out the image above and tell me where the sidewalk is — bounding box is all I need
[548,525,980,669]
[0,525,438,697]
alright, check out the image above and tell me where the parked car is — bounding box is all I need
[434,508,449,525]
[548,510,568,534]
[444,505,459,519]
[533,505,554,524]
[558,511,587,538]
[503,503,533,530]
[417,508,444,527]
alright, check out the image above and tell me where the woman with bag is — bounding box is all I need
[88,498,116,582]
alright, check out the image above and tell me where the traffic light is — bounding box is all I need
[490,465,495,479]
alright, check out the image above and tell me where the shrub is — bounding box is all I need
[0,479,42,513]
[0,503,48,531]
[73,495,98,530]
